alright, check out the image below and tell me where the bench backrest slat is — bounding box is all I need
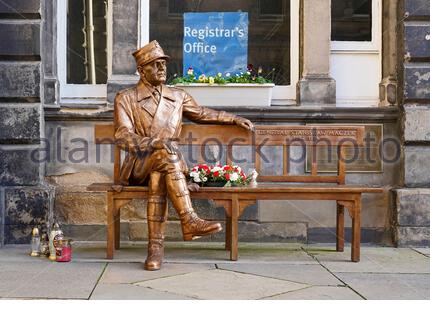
[94,124,365,185]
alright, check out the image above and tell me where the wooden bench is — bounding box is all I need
[88,124,383,262]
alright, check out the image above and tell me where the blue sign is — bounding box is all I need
[183,12,248,77]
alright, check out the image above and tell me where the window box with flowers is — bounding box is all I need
[170,66,275,107]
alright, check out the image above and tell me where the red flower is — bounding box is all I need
[213,171,220,177]
[225,173,230,180]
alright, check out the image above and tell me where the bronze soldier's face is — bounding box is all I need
[139,59,167,86]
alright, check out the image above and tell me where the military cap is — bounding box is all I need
[133,40,170,66]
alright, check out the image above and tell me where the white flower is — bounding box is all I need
[211,166,222,172]
[230,172,239,181]
[190,171,201,183]
[202,177,208,182]
[225,72,231,77]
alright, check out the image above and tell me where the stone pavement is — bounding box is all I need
[1,242,430,300]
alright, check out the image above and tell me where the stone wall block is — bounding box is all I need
[396,227,430,246]
[405,0,430,17]
[0,62,40,98]
[403,105,430,142]
[55,192,107,225]
[0,104,41,144]
[404,65,430,101]
[0,22,40,56]
[4,187,50,244]
[405,24,430,58]
[0,149,40,186]
[395,189,430,226]
[404,146,430,187]
[0,0,40,14]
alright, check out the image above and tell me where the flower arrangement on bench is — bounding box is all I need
[189,164,251,187]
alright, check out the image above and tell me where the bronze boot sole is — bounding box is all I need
[183,223,223,241]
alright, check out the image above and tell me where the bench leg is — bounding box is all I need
[106,193,114,260]
[230,196,239,261]
[351,199,361,262]
[225,217,232,251]
[114,207,120,250]
[336,202,345,252]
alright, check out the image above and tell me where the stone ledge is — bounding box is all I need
[45,106,399,123]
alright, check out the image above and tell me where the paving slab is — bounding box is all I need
[413,248,430,256]
[264,286,363,300]
[305,247,430,273]
[0,245,36,263]
[336,272,430,299]
[135,269,309,299]
[0,261,105,299]
[217,263,342,286]
[100,262,215,284]
[90,283,196,300]
[72,242,316,264]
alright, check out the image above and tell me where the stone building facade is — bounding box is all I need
[0,0,428,247]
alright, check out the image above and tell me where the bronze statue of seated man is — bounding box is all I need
[114,40,254,271]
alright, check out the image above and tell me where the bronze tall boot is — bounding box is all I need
[165,172,222,241]
[144,172,168,271]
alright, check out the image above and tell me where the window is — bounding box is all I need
[330,0,381,105]
[58,0,109,103]
[331,0,379,51]
[140,0,299,103]
[331,0,372,42]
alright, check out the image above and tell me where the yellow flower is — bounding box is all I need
[208,77,215,84]
[198,74,206,82]
[217,73,222,77]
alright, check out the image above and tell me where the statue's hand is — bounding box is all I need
[234,116,255,132]
[150,138,165,150]
[187,182,200,192]
[150,138,177,154]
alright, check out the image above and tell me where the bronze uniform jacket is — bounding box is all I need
[114,80,237,185]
